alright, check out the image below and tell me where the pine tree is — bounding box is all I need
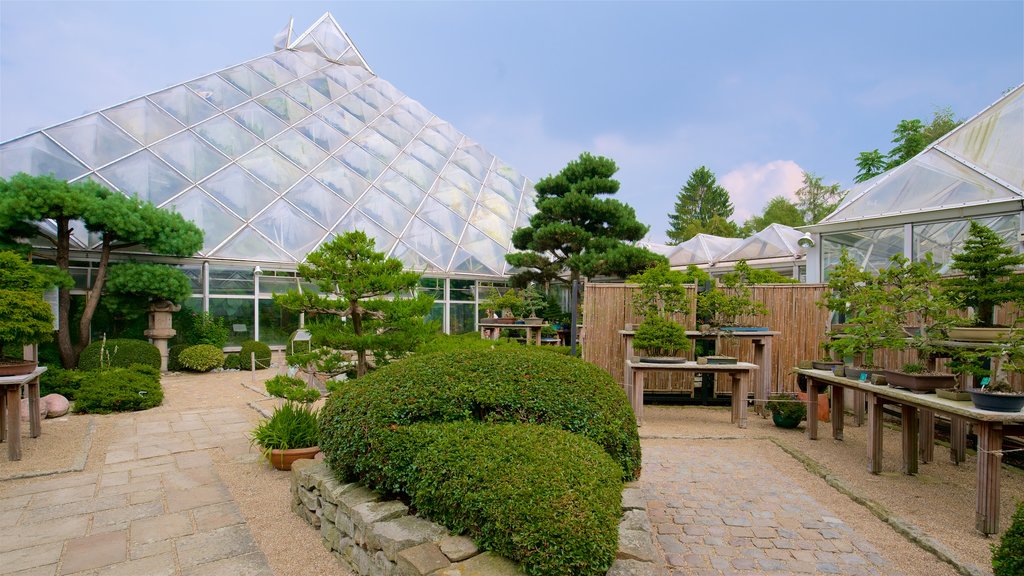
[666,166,736,243]
[944,221,1024,327]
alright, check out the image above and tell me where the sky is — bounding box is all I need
[1,1,1022,244]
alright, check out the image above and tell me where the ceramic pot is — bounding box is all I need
[267,446,320,471]
[968,390,1024,413]
[771,411,803,429]
[936,388,972,402]
[883,370,956,393]
[811,360,844,371]
[0,359,37,377]
[638,356,690,364]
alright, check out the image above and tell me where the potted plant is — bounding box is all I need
[816,248,867,370]
[765,393,805,429]
[250,400,321,470]
[811,340,844,372]
[828,258,903,381]
[0,251,56,376]
[482,288,523,324]
[521,284,546,326]
[968,324,1024,412]
[697,261,768,364]
[628,263,693,363]
[944,221,1024,341]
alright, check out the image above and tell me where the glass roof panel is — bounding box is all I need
[355,187,413,236]
[218,65,275,98]
[271,50,319,77]
[484,171,521,205]
[165,188,243,254]
[391,242,443,273]
[427,119,463,147]
[0,133,88,180]
[469,205,512,246]
[47,114,140,168]
[285,176,350,228]
[294,115,347,153]
[385,105,424,135]
[354,86,388,113]
[451,148,488,181]
[248,56,297,86]
[312,157,370,203]
[913,214,1018,271]
[418,125,459,158]
[457,226,505,275]
[332,210,396,253]
[377,169,425,212]
[236,145,304,193]
[478,186,515,224]
[494,158,526,189]
[268,129,328,170]
[251,199,326,256]
[403,218,457,270]
[371,116,414,148]
[337,93,377,123]
[194,115,258,159]
[151,130,228,181]
[282,81,331,112]
[449,248,498,276]
[316,106,363,137]
[200,164,278,219]
[459,139,494,172]
[392,154,437,191]
[441,163,482,198]
[213,227,295,262]
[304,71,347,101]
[939,88,1023,189]
[336,143,386,182]
[367,78,402,103]
[98,150,189,206]
[256,91,311,124]
[321,65,367,91]
[103,98,183,146]
[430,179,475,219]
[229,101,288,140]
[406,140,447,173]
[187,75,248,110]
[353,129,401,164]
[399,98,433,125]
[149,85,219,126]
[416,196,465,242]
[309,19,350,61]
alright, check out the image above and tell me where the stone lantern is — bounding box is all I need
[144,300,180,371]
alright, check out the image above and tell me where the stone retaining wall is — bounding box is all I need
[291,459,665,576]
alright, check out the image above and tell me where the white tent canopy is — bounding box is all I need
[667,224,807,275]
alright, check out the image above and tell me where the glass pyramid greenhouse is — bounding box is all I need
[0,13,538,278]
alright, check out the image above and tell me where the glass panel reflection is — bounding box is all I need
[219,65,275,97]
[165,188,242,253]
[208,298,255,346]
[312,157,370,203]
[0,133,87,180]
[201,164,278,219]
[187,75,248,110]
[251,200,326,256]
[822,226,905,277]
[194,115,258,159]
[150,85,219,126]
[229,102,288,140]
[98,150,189,206]
[104,98,183,146]
[285,176,350,228]
[236,145,304,193]
[152,130,228,181]
[268,130,328,170]
[47,114,141,168]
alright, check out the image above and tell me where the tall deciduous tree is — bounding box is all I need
[855,107,960,182]
[667,166,737,243]
[506,152,661,286]
[795,172,844,224]
[854,150,887,183]
[0,174,203,368]
[740,196,805,235]
[275,231,435,378]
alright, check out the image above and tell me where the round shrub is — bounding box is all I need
[177,344,224,372]
[39,368,87,400]
[408,422,621,576]
[320,347,640,487]
[78,339,160,371]
[167,343,189,372]
[238,340,271,370]
[223,353,241,370]
[265,374,320,403]
[993,500,1024,575]
[74,366,163,413]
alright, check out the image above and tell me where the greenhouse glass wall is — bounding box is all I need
[0,14,536,342]
[804,84,1024,281]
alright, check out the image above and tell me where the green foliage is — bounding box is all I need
[415,333,521,354]
[628,263,696,357]
[994,500,1024,575]
[223,353,241,370]
[944,221,1024,327]
[39,367,86,400]
[633,315,688,358]
[877,254,957,361]
[286,347,354,381]
[481,289,523,316]
[78,338,161,371]
[855,107,960,181]
[102,263,191,318]
[274,231,434,378]
[507,152,653,285]
[167,343,189,372]
[854,150,887,183]
[264,374,320,403]
[176,309,229,348]
[765,393,806,421]
[177,344,224,372]
[520,284,546,318]
[900,363,926,374]
[0,251,55,357]
[820,248,870,319]
[238,340,272,370]
[721,261,798,285]
[408,422,622,576]
[73,365,163,413]
[795,171,844,224]
[667,166,737,243]
[697,261,769,327]
[250,401,320,452]
[741,196,806,235]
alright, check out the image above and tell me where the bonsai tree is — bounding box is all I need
[877,254,957,371]
[521,284,546,319]
[829,266,902,370]
[819,248,870,330]
[482,288,523,319]
[0,251,55,366]
[944,221,1024,327]
[628,263,699,359]
[696,261,769,357]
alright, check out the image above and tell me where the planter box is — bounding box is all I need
[701,355,738,365]
[968,389,1024,412]
[948,327,1011,342]
[811,360,844,371]
[845,366,882,382]
[936,388,972,402]
[0,359,37,377]
[883,370,956,393]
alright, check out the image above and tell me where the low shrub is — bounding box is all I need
[265,374,320,403]
[74,365,163,413]
[408,422,621,576]
[223,353,241,370]
[765,393,806,421]
[239,340,271,370]
[250,401,320,452]
[39,368,87,400]
[179,310,229,348]
[993,500,1024,575]
[167,343,189,372]
[177,344,224,372]
[78,339,161,371]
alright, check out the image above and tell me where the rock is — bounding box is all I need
[438,535,478,562]
[366,515,448,561]
[20,398,47,421]
[435,552,520,576]
[397,542,450,575]
[42,394,70,418]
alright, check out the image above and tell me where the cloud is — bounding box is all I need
[720,161,805,221]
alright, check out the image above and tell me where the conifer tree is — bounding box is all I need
[944,221,1024,327]
[667,166,737,243]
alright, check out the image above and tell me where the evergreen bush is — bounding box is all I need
[74,365,162,413]
[177,344,224,372]
[39,367,86,400]
[223,353,241,370]
[167,343,189,372]
[993,500,1024,575]
[238,340,272,370]
[78,339,161,371]
[264,374,320,403]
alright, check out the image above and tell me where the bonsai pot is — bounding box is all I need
[267,446,320,471]
[771,411,803,429]
[702,355,738,365]
[937,388,972,402]
[638,356,689,364]
[883,370,956,394]
[811,360,844,371]
[845,366,882,382]
[523,317,544,326]
[719,326,769,333]
[968,390,1024,413]
[0,358,37,377]
[948,327,1011,342]
[491,317,517,325]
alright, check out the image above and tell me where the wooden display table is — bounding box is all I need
[795,367,1024,534]
[479,321,547,345]
[0,366,47,461]
[626,359,758,427]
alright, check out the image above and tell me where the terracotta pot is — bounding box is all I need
[883,370,956,393]
[267,446,320,471]
[0,359,37,377]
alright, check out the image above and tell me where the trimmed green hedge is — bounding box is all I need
[407,422,621,576]
[178,344,224,372]
[78,339,161,371]
[994,500,1024,575]
[39,368,86,400]
[167,343,189,372]
[223,353,241,370]
[74,365,163,413]
[239,340,271,370]
[265,374,320,403]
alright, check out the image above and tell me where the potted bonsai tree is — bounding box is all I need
[968,323,1024,412]
[0,251,56,376]
[628,263,692,363]
[765,393,805,429]
[521,284,546,326]
[944,221,1024,341]
[829,265,903,382]
[482,288,523,324]
[815,248,868,372]
[696,261,768,364]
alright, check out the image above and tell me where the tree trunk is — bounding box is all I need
[55,218,75,368]
[351,300,366,378]
[74,239,112,362]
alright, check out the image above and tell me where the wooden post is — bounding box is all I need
[950,416,967,464]
[901,405,919,475]
[831,383,845,441]
[735,373,748,429]
[867,392,884,474]
[854,390,865,426]
[975,422,1002,534]
[631,365,644,426]
[918,409,934,464]
[806,381,819,440]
